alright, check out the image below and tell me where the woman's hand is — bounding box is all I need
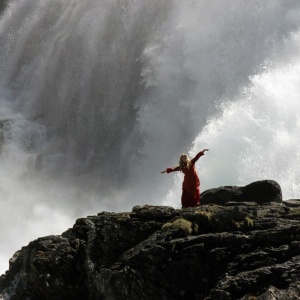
[202,149,209,153]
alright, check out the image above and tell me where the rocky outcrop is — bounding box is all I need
[200,180,282,205]
[1,180,300,299]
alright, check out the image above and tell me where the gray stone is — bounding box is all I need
[1,181,300,300]
[200,180,282,205]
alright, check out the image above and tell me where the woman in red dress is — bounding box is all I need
[161,149,209,208]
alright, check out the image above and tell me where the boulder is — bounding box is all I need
[200,180,282,205]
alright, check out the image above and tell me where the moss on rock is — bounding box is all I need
[162,218,193,236]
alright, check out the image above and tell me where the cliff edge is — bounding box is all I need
[1,180,300,300]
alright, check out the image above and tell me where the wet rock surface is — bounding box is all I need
[1,181,300,299]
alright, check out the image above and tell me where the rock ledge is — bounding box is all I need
[1,180,300,300]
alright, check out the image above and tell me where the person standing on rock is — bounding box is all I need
[161,149,209,208]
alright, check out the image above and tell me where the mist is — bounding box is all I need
[1,0,300,274]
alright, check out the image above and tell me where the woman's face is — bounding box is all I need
[181,155,188,163]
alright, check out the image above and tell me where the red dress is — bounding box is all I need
[167,151,204,208]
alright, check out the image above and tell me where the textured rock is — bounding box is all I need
[200,180,282,205]
[1,180,300,300]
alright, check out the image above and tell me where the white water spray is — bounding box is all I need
[1,0,300,274]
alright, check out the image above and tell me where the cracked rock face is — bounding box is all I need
[1,181,300,300]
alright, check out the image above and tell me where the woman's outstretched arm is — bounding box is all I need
[191,149,209,165]
[160,165,180,174]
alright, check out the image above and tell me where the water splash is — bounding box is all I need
[187,36,300,204]
[1,0,300,274]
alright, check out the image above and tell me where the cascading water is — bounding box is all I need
[1,0,300,274]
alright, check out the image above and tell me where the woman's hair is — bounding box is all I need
[179,154,191,171]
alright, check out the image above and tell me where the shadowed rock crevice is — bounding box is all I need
[1,180,300,299]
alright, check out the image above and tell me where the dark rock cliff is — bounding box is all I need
[1,180,300,300]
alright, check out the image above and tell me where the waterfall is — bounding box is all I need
[1,0,300,274]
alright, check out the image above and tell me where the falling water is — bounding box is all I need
[1,0,300,274]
